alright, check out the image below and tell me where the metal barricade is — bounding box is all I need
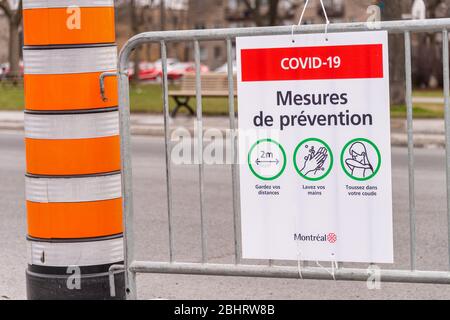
[112,19,450,299]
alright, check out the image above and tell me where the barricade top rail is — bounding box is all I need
[118,18,450,70]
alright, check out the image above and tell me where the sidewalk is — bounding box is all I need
[0,111,445,148]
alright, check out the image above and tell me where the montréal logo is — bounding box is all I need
[327,233,337,243]
[294,233,337,243]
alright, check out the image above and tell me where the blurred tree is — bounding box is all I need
[129,0,157,82]
[242,0,300,26]
[420,0,449,88]
[382,0,406,105]
[160,0,166,30]
[130,0,140,82]
[0,0,22,84]
[127,0,188,82]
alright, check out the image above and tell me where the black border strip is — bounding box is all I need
[25,170,121,179]
[23,43,117,50]
[25,106,118,115]
[27,233,123,243]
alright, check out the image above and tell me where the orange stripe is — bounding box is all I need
[24,72,118,111]
[25,136,121,175]
[23,7,115,46]
[27,198,123,239]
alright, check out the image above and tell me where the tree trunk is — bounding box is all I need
[130,0,140,83]
[8,19,20,84]
[253,0,263,26]
[160,0,165,31]
[268,0,279,26]
[383,1,406,105]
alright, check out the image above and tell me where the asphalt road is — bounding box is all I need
[1,130,450,299]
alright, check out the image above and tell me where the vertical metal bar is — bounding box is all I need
[195,40,207,263]
[405,31,416,271]
[442,29,450,269]
[161,41,175,263]
[118,55,137,299]
[227,38,241,264]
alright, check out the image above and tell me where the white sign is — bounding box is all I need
[237,31,393,263]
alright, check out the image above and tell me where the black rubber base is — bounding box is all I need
[26,269,125,300]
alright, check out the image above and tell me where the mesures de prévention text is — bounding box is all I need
[252,90,373,131]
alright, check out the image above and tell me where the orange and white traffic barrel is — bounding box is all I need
[22,0,124,299]
[23,0,115,46]
[23,45,118,111]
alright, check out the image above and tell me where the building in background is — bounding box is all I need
[0,0,411,67]
[186,0,377,70]
[298,0,369,24]
[115,0,189,63]
[186,0,228,70]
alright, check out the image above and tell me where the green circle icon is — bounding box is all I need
[340,138,381,181]
[248,139,286,181]
[293,138,333,181]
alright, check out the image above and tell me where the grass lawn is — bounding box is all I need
[0,83,24,111]
[390,104,443,118]
[0,82,445,118]
[131,83,232,115]
[413,89,444,98]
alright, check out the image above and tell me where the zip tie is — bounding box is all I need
[297,0,310,26]
[291,24,296,43]
[291,0,310,43]
[331,260,337,280]
[297,252,304,280]
[291,0,330,43]
[296,242,304,279]
[319,0,330,41]
[315,259,338,281]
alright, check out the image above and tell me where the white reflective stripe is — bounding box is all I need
[24,46,117,75]
[27,237,123,267]
[23,0,114,9]
[26,173,121,203]
[24,111,119,140]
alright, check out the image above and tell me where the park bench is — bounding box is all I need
[168,72,237,117]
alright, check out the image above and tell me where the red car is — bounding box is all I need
[139,66,161,81]
[128,60,209,81]
[168,62,209,81]
[128,62,160,81]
